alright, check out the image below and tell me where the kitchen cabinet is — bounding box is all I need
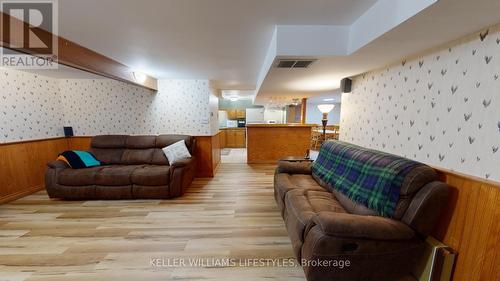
[236,109,246,119]
[225,108,246,120]
[223,128,246,148]
[227,109,238,120]
[234,130,246,146]
[219,130,226,148]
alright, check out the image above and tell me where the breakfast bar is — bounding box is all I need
[246,124,314,164]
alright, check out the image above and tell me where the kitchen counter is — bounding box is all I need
[219,127,246,130]
[245,124,315,128]
[246,124,313,163]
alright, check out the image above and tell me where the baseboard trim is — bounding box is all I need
[0,185,45,204]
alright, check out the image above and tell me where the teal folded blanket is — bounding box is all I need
[58,150,101,169]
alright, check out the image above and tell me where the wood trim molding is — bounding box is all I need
[0,136,66,146]
[300,98,307,124]
[433,166,500,188]
[0,11,158,91]
[0,185,44,204]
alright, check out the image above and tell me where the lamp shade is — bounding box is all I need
[317,104,335,114]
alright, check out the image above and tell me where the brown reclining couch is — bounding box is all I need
[274,141,450,281]
[46,135,196,200]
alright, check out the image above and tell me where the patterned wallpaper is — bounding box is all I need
[59,79,154,136]
[340,25,500,182]
[60,79,215,136]
[1,69,64,141]
[1,68,218,143]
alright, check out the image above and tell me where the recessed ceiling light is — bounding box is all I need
[323,98,334,101]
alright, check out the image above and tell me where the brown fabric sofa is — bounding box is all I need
[46,135,196,200]
[274,144,450,281]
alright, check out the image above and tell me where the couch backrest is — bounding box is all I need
[90,134,195,166]
[312,141,439,220]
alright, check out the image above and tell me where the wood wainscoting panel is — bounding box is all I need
[211,133,221,173]
[0,138,68,203]
[194,133,221,178]
[432,168,500,281]
[67,137,92,150]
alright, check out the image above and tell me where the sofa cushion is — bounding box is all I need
[151,149,169,165]
[131,165,170,186]
[125,136,156,149]
[274,173,325,216]
[121,149,155,164]
[393,165,438,219]
[90,148,124,165]
[284,189,346,259]
[57,166,104,186]
[95,165,142,186]
[331,189,378,216]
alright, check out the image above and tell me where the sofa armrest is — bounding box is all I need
[47,160,69,169]
[312,212,415,240]
[169,157,196,197]
[170,157,193,168]
[276,161,312,175]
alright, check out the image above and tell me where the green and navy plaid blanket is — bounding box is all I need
[312,141,422,217]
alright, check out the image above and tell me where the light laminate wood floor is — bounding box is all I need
[221,148,247,164]
[0,164,305,281]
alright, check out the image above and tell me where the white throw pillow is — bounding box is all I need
[162,140,192,165]
[309,150,320,162]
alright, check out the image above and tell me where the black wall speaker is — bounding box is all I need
[341,78,352,93]
[63,127,74,137]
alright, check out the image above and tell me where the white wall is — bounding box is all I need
[306,102,341,125]
[340,24,500,182]
[246,108,265,124]
[1,70,218,143]
[208,89,220,135]
[264,108,285,124]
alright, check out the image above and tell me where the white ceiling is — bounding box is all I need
[57,0,377,89]
[14,0,500,106]
[257,0,500,104]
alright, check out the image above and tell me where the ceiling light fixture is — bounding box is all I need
[323,98,334,102]
[133,72,147,84]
